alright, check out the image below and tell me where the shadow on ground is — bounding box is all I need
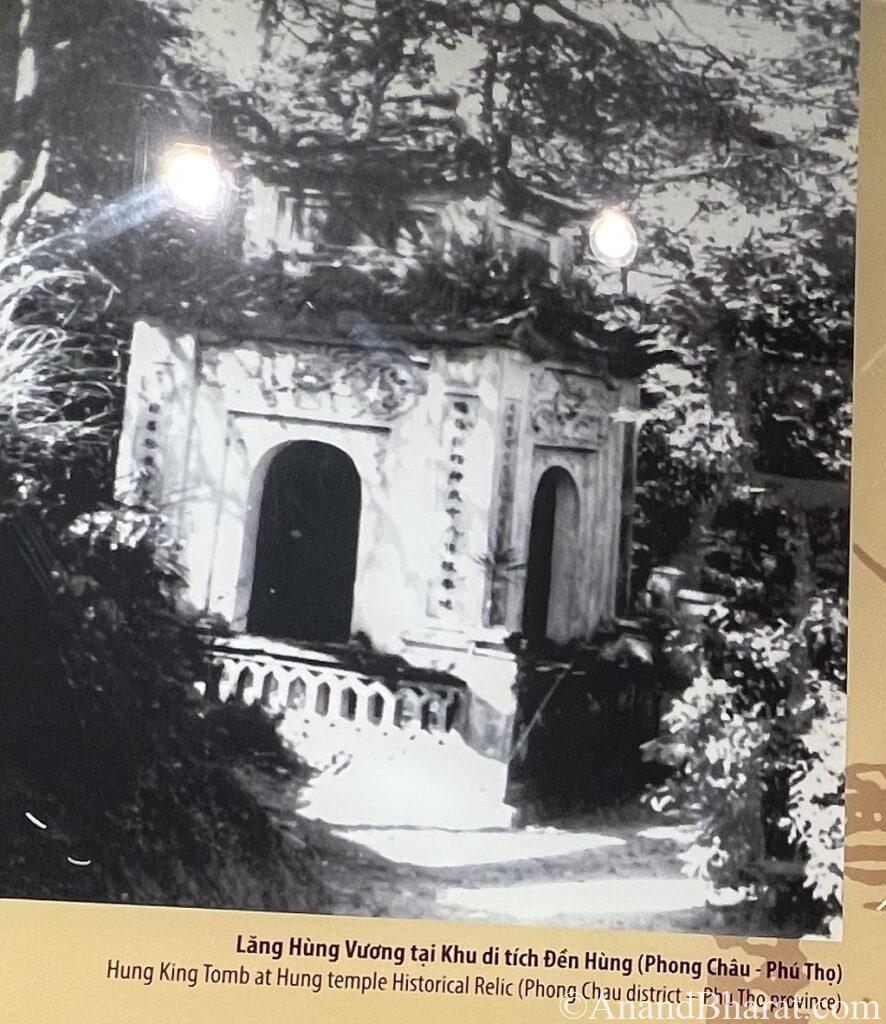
[240,765,764,936]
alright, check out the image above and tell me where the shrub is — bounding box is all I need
[632,361,746,592]
[644,594,847,935]
[0,257,324,910]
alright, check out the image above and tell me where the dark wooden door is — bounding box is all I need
[522,469,559,643]
[522,467,579,644]
[247,442,361,642]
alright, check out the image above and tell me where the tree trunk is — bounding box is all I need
[0,0,48,258]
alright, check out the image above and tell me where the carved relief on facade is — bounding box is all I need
[488,399,521,626]
[530,368,610,449]
[126,360,182,507]
[198,346,224,389]
[129,372,165,505]
[443,353,483,390]
[204,342,428,421]
[428,394,479,621]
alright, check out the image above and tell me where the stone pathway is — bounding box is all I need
[244,723,753,934]
[315,818,737,934]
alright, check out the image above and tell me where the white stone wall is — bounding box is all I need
[117,321,638,659]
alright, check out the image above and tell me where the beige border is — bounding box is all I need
[1,3,884,1020]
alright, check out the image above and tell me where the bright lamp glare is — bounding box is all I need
[588,209,639,268]
[160,144,226,216]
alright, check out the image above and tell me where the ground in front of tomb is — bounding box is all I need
[238,727,764,936]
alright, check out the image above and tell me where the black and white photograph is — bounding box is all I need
[0,0,855,939]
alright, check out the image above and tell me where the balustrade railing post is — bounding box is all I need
[204,640,465,739]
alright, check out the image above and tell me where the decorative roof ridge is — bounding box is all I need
[182,317,653,380]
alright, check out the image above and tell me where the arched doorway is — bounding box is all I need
[247,441,361,643]
[522,467,580,645]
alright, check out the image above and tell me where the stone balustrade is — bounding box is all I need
[202,637,465,737]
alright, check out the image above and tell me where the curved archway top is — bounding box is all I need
[246,433,368,487]
[537,464,580,492]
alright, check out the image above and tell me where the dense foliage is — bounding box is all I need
[647,594,847,935]
[0,256,325,907]
[0,0,857,925]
